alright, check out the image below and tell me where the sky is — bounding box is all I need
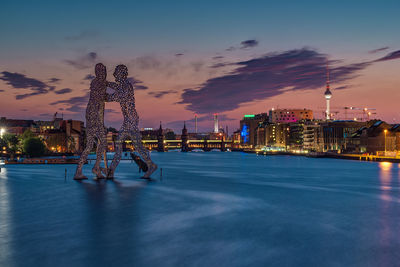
[1,0,399,133]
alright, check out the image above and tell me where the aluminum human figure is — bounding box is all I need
[106,65,157,178]
[74,63,108,180]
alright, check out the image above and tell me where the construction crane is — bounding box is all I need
[315,106,377,121]
[316,106,341,120]
[343,107,377,121]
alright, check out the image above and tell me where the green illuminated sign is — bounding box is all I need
[244,114,255,118]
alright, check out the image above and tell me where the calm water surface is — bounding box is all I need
[1,152,400,267]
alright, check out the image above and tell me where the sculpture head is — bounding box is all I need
[113,64,128,82]
[95,63,107,80]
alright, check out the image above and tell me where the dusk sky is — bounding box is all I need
[1,0,399,132]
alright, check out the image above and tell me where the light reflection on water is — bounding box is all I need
[379,162,392,190]
[0,153,400,266]
[0,168,11,265]
[378,161,395,265]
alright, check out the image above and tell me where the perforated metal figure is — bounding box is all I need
[74,63,108,180]
[106,65,157,178]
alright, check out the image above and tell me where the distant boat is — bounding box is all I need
[190,149,204,152]
[210,149,221,152]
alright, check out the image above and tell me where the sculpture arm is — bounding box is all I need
[107,81,118,89]
[106,81,119,102]
[106,92,118,102]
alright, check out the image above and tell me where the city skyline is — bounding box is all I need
[1,0,400,132]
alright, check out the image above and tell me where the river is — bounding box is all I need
[1,152,400,266]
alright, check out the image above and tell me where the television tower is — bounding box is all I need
[324,64,332,120]
[214,113,219,133]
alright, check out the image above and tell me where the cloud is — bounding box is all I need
[0,89,4,92]
[54,88,73,94]
[212,56,224,60]
[210,62,230,68]
[127,77,148,90]
[175,53,184,57]
[50,92,89,113]
[335,85,350,90]
[368,47,389,54]
[0,71,55,100]
[64,52,98,69]
[16,91,47,100]
[105,108,120,114]
[375,50,400,62]
[65,30,99,41]
[240,39,259,49]
[179,48,374,114]
[225,39,258,52]
[1,71,48,90]
[48,77,61,83]
[83,74,95,81]
[148,90,177,98]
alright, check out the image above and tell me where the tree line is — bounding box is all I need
[0,129,46,158]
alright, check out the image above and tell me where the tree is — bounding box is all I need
[21,129,35,140]
[2,133,19,157]
[0,137,6,154]
[19,129,36,152]
[23,137,46,158]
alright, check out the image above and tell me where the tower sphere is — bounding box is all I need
[325,89,332,99]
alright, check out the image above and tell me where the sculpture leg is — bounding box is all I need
[107,131,128,179]
[92,131,107,179]
[74,135,94,180]
[130,126,157,178]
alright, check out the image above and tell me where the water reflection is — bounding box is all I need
[379,162,392,191]
[3,154,400,266]
[0,169,11,265]
[378,162,395,265]
[0,166,7,180]
[79,180,147,265]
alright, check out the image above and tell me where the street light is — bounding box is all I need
[384,129,388,155]
[0,128,5,138]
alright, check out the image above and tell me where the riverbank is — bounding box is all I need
[243,150,400,163]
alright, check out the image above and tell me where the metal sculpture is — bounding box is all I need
[74,63,108,180]
[106,65,157,179]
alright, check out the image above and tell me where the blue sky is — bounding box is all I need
[2,0,399,57]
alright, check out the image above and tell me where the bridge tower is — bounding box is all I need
[157,121,165,152]
[181,121,189,152]
[220,134,226,152]
[203,137,209,151]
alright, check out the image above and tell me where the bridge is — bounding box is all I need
[124,139,239,152]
